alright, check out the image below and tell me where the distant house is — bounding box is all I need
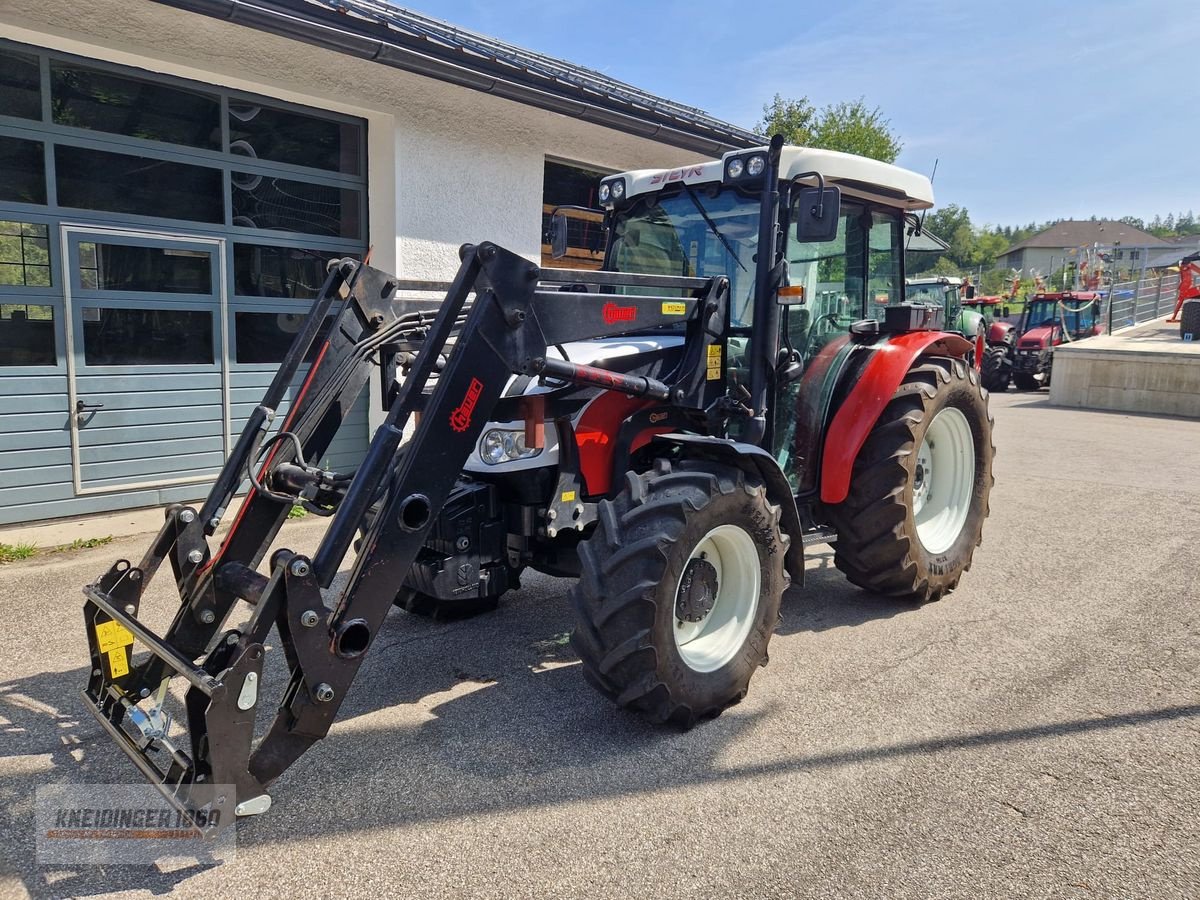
[996,220,1170,275]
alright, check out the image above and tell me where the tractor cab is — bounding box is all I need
[905,275,967,335]
[574,142,937,487]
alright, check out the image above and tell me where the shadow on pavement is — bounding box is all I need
[3,569,1193,898]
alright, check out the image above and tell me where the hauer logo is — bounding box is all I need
[650,166,705,185]
[449,378,484,432]
[602,302,637,325]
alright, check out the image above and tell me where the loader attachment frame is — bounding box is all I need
[81,242,728,837]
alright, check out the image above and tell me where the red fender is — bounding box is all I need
[574,391,655,496]
[987,320,1013,344]
[819,331,973,505]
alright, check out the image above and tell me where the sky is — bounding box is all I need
[408,0,1198,229]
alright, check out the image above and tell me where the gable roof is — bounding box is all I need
[153,0,762,156]
[998,220,1171,257]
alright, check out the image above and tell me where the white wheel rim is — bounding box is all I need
[672,524,760,673]
[912,406,975,555]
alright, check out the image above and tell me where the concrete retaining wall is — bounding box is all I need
[1050,321,1200,418]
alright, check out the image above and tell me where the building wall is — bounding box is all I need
[3,0,700,281]
[0,0,706,523]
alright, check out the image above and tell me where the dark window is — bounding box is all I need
[0,220,51,286]
[55,145,223,223]
[0,135,47,205]
[234,311,332,363]
[0,303,55,366]
[51,61,220,149]
[229,102,361,175]
[233,244,346,298]
[82,307,213,365]
[0,49,42,121]
[77,242,212,294]
[231,173,360,239]
[542,159,609,269]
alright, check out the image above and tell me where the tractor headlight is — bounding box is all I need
[599,177,625,207]
[746,154,765,176]
[480,428,541,465]
[726,157,745,179]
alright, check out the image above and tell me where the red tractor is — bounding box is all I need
[1168,250,1200,339]
[77,137,996,833]
[984,292,1103,391]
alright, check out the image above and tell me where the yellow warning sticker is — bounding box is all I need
[706,344,723,381]
[560,490,576,503]
[95,619,135,654]
[107,646,129,679]
[661,302,686,316]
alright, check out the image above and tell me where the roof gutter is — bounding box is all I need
[151,0,759,157]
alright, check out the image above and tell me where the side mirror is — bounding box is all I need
[793,186,841,243]
[964,284,976,299]
[549,211,569,260]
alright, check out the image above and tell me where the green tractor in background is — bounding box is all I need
[902,276,991,362]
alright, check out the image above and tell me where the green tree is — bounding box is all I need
[757,95,817,145]
[757,95,902,163]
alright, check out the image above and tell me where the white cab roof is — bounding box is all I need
[615,145,934,211]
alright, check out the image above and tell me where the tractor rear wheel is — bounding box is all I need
[980,344,1011,392]
[825,358,993,603]
[570,459,787,727]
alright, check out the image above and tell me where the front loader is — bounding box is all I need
[81,137,994,837]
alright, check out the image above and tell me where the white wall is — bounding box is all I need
[2,0,704,280]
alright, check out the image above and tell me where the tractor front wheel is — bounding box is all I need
[570,460,787,727]
[1012,372,1039,391]
[826,358,994,603]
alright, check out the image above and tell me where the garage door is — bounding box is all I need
[64,226,228,494]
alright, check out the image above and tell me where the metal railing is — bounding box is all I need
[1105,272,1180,333]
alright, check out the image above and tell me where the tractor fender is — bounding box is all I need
[987,320,1014,345]
[819,330,973,506]
[651,433,805,584]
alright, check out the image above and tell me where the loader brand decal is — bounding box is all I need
[662,301,687,315]
[650,166,705,185]
[602,302,638,325]
[706,345,723,381]
[449,378,484,432]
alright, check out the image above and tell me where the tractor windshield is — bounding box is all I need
[1025,299,1061,328]
[905,282,950,305]
[608,186,759,321]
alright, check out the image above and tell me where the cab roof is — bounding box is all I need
[611,145,935,212]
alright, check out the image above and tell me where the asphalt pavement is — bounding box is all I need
[1,392,1198,899]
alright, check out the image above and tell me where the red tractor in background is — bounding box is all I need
[1168,250,1200,339]
[983,292,1103,391]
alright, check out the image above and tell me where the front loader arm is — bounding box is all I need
[81,243,728,835]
